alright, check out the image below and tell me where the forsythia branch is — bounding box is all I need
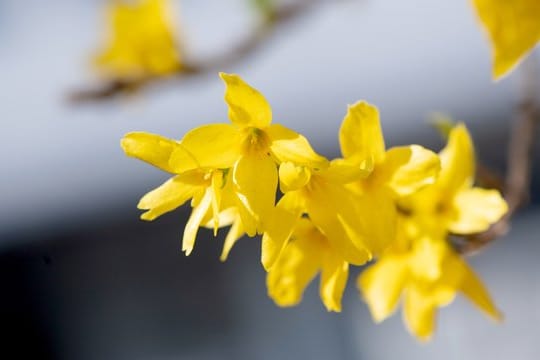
[68,0,323,103]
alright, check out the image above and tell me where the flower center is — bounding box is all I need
[241,127,271,155]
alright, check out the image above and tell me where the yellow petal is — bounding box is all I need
[210,171,224,235]
[173,124,241,170]
[320,255,349,312]
[358,255,408,323]
[233,154,278,234]
[403,286,436,341]
[438,124,475,194]
[459,259,502,321]
[350,189,397,255]
[266,221,323,307]
[261,192,304,270]
[121,132,192,173]
[219,73,272,128]
[220,212,245,261]
[472,0,540,79]
[267,124,328,168]
[138,175,199,220]
[449,188,508,234]
[323,158,371,184]
[307,184,371,265]
[376,145,440,197]
[278,162,311,193]
[182,188,212,256]
[339,101,385,165]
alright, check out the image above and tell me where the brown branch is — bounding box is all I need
[68,0,323,103]
[457,56,540,255]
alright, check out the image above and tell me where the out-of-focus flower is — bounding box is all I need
[359,234,501,341]
[95,0,182,80]
[359,124,507,340]
[472,0,540,79]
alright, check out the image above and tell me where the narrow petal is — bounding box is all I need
[307,183,371,265]
[438,124,475,194]
[459,259,502,321]
[268,124,328,168]
[138,175,199,220]
[261,192,304,270]
[233,154,278,234]
[376,145,440,197]
[173,124,241,170]
[350,189,397,255]
[403,286,437,342]
[266,222,323,307]
[121,132,192,173]
[339,101,385,164]
[320,255,349,312]
[220,73,272,128]
[210,171,224,235]
[220,214,245,262]
[358,255,408,323]
[182,188,212,256]
[472,0,540,79]
[449,188,508,234]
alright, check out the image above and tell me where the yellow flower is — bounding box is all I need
[358,123,507,340]
[170,73,327,236]
[121,133,243,256]
[339,101,440,255]
[95,0,182,80]
[121,73,325,257]
[267,218,349,312]
[359,234,501,341]
[398,123,508,235]
[472,0,540,79]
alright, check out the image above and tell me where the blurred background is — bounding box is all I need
[1,0,539,359]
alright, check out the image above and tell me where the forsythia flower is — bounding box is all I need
[122,73,325,257]
[95,0,182,80]
[264,101,439,311]
[359,124,507,340]
[171,73,327,237]
[472,0,540,79]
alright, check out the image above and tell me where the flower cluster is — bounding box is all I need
[121,73,508,340]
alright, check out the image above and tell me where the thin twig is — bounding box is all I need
[68,0,322,103]
[457,55,540,255]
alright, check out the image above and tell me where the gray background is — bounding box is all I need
[0,0,539,359]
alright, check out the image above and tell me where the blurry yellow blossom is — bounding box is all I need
[359,234,501,341]
[267,218,349,312]
[359,124,507,340]
[472,0,540,79]
[95,0,182,80]
[398,124,508,235]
